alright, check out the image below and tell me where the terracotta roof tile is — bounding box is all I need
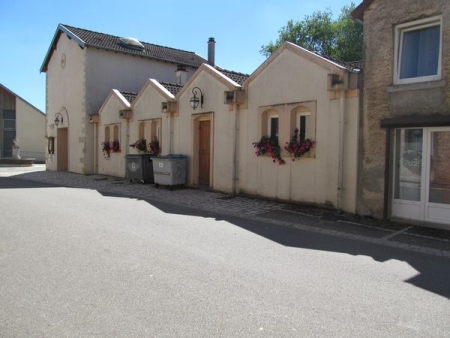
[346,60,364,71]
[61,24,207,68]
[120,91,138,104]
[216,68,250,85]
[159,82,183,96]
[318,54,362,72]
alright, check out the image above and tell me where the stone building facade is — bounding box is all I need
[352,0,450,228]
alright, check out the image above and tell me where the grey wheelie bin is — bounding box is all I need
[152,154,187,188]
[125,154,155,183]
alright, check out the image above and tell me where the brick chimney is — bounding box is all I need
[208,37,215,66]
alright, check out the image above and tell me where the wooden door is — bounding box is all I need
[57,128,68,171]
[199,121,210,186]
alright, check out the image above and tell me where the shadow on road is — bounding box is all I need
[3,176,450,299]
[0,177,63,189]
[98,189,450,300]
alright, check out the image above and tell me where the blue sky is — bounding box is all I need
[0,0,356,112]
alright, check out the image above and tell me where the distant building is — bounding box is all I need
[0,83,45,161]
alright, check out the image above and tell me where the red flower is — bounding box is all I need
[285,132,314,160]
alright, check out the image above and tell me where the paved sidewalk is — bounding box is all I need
[4,165,450,258]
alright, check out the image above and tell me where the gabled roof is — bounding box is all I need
[319,55,363,72]
[216,69,250,85]
[351,0,376,22]
[130,79,178,108]
[119,91,138,105]
[159,82,183,96]
[98,89,131,114]
[243,42,360,90]
[346,60,364,71]
[0,83,45,115]
[41,24,208,72]
[176,63,243,99]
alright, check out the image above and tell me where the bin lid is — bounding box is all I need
[125,154,155,158]
[157,154,187,159]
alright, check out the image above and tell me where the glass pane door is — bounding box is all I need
[393,127,450,227]
[394,129,423,201]
[426,129,450,226]
[429,131,450,205]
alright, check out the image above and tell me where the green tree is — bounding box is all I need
[260,3,362,62]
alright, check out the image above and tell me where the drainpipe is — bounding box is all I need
[231,103,239,196]
[125,117,130,175]
[168,112,172,154]
[337,91,346,212]
[94,121,98,174]
[383,129,391,220]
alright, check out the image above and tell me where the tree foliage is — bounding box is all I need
[260,3,363,62]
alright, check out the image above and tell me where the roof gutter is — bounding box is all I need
[350,0,376,23]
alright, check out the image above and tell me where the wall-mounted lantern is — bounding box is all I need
[47,136,55,154]
[54,112,63,126]
[190,87,203,110]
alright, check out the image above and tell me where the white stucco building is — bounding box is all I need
[94,42,361,214]
[41,24,207,174]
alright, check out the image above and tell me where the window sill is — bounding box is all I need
[386,79,446,93]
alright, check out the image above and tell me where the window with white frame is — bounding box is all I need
[297,112,310,141]
[394,16,442,85]
[268,115,279,140]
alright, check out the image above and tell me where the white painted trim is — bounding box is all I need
[267,114,279,137]
[296,111,311,140]
[392,127,450,227]
[393,16,442,85]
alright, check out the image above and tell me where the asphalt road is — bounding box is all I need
[0,176,449,337]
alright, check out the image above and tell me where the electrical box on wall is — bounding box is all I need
[161,101,177,113]
[47,137,55,154]
[224,90,246,104]
[119,109,132,119]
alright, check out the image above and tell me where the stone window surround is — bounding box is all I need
[386,79,446,93]
[137,118,162,145]
[257,100,317,158]
[104,123,121,152]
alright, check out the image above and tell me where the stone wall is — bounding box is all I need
[358,0,450,218]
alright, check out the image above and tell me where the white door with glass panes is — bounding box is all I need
[392,127,450,227]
